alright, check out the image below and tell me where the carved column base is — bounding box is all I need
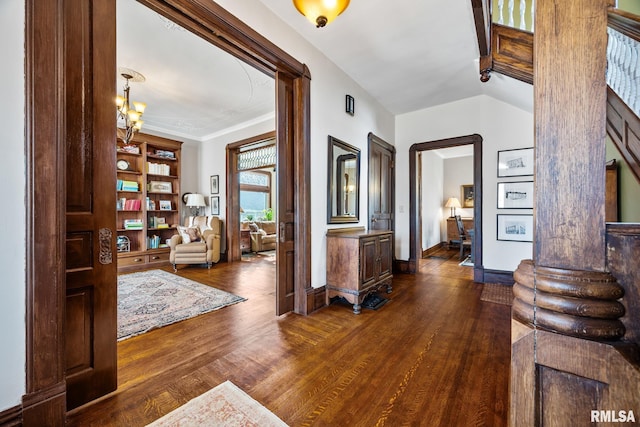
[512,259,625,341]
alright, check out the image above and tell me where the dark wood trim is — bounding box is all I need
[306,285,326,314]
[470,0,492,81]
[393,259,415,274]
[23,0,68,424]
[606,87,640,184]
[609,9,640,42]
[422,242,445,258]
[491,24,533,85]
[482,269,515,285]
[409,134,483,276]
[0,404,22,426]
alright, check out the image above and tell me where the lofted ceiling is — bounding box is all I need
[117,0,531,143]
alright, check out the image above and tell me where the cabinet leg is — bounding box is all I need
[353,303,361,315]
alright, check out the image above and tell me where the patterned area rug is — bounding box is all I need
[146,381,288,427]
[118,270,246,341]
[480,283,514,306]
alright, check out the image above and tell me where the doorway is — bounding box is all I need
[25,0,311,420]
[409,134,483,280]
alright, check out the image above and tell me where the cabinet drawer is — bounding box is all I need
[118,254,147,266]
[148,252,170,263]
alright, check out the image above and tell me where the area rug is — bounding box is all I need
[118,270,246,341]
[480,283,514,306]
[146,380,288,427]
[459,255,474,267]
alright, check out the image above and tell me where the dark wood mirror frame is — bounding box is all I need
[327,136,360,223]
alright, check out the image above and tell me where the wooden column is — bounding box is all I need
[510,0,639,425]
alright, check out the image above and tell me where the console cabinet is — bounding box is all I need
[326,229,393,314]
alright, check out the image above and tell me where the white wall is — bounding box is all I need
[204,0,395,288]
[442,156,474,238]
[0,0,26,410]
[421,152,444,250]
[396,95,534,272]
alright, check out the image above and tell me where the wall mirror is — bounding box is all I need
[327,136,360,223]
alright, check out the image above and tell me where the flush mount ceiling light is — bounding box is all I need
[292,0,350,28]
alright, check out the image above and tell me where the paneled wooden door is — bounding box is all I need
[368,133,395,231]
[275,71,296,315]
[64,0,118,409]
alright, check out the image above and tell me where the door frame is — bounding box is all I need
[409,134,483,281]
[24,0,311,422]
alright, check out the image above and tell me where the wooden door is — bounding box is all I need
[64,0,118,409]
[368,133,395,231]
[275,71,295,315]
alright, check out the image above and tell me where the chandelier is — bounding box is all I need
[292,0,350,28]
[116,69,146,145]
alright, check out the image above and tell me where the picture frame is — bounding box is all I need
[460,184,474,208]
[497,147,534,177]
[210,175,219,194]
[497,214,533,242]
[149,180,172,193]
[159,200,172,211]
[210,196,220,215]
[497,181,534,209]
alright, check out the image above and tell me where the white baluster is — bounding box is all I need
[606,28,640,116]
[519,0,526,30]
[497,0,505,25]
[508,0,515,28]
[530,0,535,31]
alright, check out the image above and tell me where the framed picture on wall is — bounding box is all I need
[497,147,534,177]
[210,175,219,194]
[210,196,220,215]
[497,214,533,242]
[460,184,474,208]
[497,181,534,209]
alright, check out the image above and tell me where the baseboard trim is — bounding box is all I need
[306,286,326,314]
[482,269,515,285]
[0,404,22,426]
[421,242,444,258]
[394,259,416,274]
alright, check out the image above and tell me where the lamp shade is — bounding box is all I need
[185,193,206,207]
[445,197,461,209]
[292,0,350,27]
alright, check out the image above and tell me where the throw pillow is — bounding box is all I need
[185,227,202,243]
[248,222,259,232]
[177,225,191,244]
[259,229,267,236]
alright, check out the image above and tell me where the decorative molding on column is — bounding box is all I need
[512,259,626,341]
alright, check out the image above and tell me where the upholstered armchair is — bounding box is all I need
[169,216,222,271]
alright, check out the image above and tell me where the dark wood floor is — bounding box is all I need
[67,248,511,426]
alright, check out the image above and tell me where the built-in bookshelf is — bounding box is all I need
[116,132,183,272]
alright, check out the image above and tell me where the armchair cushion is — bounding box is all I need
[177,225,202,243]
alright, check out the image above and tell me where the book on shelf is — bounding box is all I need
[120,199,141,211]
[118,179,139,192]
[147,235,161,249]
[147,162,171,176]
[123,219,143,230]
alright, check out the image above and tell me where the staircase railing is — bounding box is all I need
[493,0,534,32]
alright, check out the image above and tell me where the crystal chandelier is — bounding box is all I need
[116,69,146,145]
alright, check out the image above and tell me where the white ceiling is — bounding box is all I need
[117,0,531,143]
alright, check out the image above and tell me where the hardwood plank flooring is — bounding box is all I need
[67,249,510,426]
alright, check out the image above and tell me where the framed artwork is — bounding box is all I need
[149,181,172,193]
[210,175,219,194]
[497,147,534,177]
[159,200,172,211]
[460,184,474,208]
[210,196,220,215]
[497,181,534,209]
[497,214,533,242]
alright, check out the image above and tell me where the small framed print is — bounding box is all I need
[460,184,474,208]
[497,181,534,209]
[497,147,534,177]
[210,196,220,215]
[149,181,172,193]
[159,200,172,211]
[497,214,533,242]
[210,175,219,194]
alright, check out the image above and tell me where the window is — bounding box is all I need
[239,170,272,220]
